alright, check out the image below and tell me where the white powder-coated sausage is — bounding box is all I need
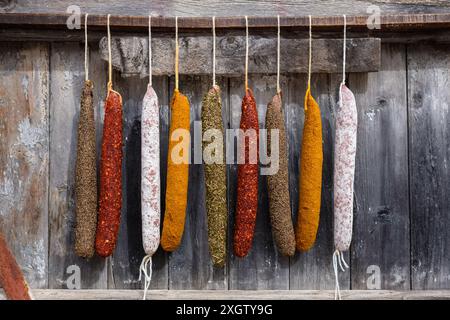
[141,84,160,256]
[333,84,358,252]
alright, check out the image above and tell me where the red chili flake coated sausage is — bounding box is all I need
[95,89,123,257]
[233,88,259,258]
[0,233,31,300]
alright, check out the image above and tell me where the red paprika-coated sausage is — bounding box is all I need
[95,89,123,257]
[233,88,259,257]
[0,233,31,300]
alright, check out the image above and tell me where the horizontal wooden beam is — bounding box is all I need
[2,13,450,44]
[2,13,450,33]
[2,289,450,300]
[98,36,380,76]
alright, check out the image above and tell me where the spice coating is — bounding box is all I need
[334,84,357,252]
[296,89,323,252]
[75,80,98,258]
[141,85,161,256]
[0,234,31,300]
[233,88,259,258]
[201,86,227,267]
[265,93,296,256]
[161,89,190,252]
[95,89,123,257]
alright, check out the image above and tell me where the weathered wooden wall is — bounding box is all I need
[0,0,448,293]
[1,40,449,290]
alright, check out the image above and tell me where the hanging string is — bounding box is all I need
[212,16,216,88]
[332,250,342,300]
[333,250,349,300]
[148,15,152,87]
[245,16,249,91]
[138,255,153,300]
[175,16,179,91]
[307,15,312,90]
[276,15,281,94]
[339,14,347,112]
[342,14,347,86]
[107,14,112,91]
[84,13,89,81]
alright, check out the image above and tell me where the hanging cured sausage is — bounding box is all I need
[202,85,227,267]
[141,84,160,259]
[75,13,97,259]
[161,89,190,251]
[296,88,323,252]
[295,16,323,252]
[266,92,296,256]
[334,84,357,252]
[75,80,97,258]
[95,14,123,258]
[233,88,259,257]
[95,86,123,257]
[161,17,191,252]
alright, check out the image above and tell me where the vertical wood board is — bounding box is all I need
[408,43,450,289]
[0,42,49,288]
[349,44,410,290]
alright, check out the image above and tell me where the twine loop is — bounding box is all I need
[139,255,153,301]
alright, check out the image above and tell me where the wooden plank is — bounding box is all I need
[228,75,289,290]
[48,42,107,289]
[108,75,169,289]
[288,74,349,289]
[3,11,450,30]
[167,76,227,289]
[3,289,450,300]
[408,43,450,289]
[5,29,450,45]
[98,37,380,76]
[349,44,410,290]
[0,42,49,288]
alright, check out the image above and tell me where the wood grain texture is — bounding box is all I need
[288,74,349,289]
[2,37,450,291]
[48,42,107,289]
[98,37,380,76]
[408,43,450,289]
[349,44,410,290]
[1,1,449,16]
[0,42,49,288]
[168,76,227,290]
[109,75,169,289]
[3,28,450,45]
[2,289,450,300]
[228,76,289,290]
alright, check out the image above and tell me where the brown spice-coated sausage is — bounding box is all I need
[74,80,98,258]
[265,92,296,256]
